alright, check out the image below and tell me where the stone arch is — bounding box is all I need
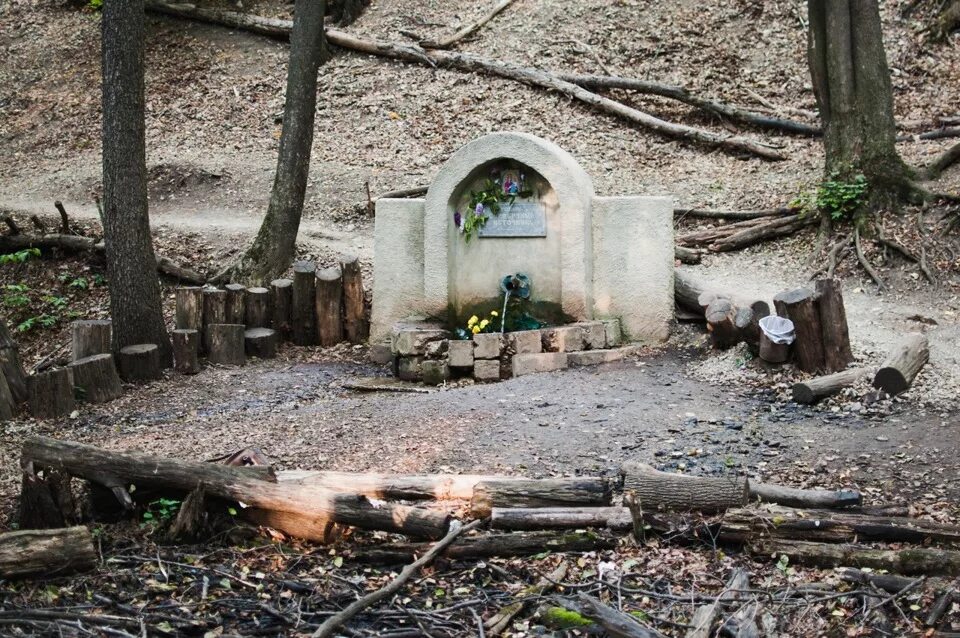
[423,132,595,323]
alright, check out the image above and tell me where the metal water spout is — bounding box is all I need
[499,273,531,333]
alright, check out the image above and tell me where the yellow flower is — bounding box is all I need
[480,319,489,329]
[467,315,479,327]
[471,325,481,334]
[490,311,499,317]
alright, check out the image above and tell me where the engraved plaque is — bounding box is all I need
[478,201,547,238]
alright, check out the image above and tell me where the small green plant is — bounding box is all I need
[792,172,869,222]
[67,277,89,290]
[142,498,181,523]
[0,248,40,265]
[3,284,31,308]
[88,0,103,9]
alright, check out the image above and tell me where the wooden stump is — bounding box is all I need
[0,527,97,579]
[172,329,200,374]
[18,468,76,529]
[734,307,760,355]
[292,261,317,346]
[792,367,869,404]
[0,320,27,404]
[621,462,748,513]
[341,255,368,343]
[202,287,227,352]
[175,286,204,330]
[315,265,344,346]
[207,324,245,366]
[705,298,738,349]
[244,328,278,359]
[118,344,161,382]
[815,278,853,373]
[224,283,247,324]
[873,334,929,395]
[245,287,271,328]
[27,368,75,419]
[773,287,825,373]
[67,354,122,403]
[70,319,112,361]
[270,278,293,340]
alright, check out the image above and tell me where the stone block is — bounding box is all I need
[507,330,542,354]
[601,319,622,348]
[369,341,394,365]
[512,352,568,377]
[393,327,448,356]
[397,356,424,381]
[473,359,501,381]
[448,340,474,368]
[577,321,606,350]
[473,333,502,359]
[422,360,451,386]
[425,339,449,360]
[568,347,635,367]
[541,326,584,353]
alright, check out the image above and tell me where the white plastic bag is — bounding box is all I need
[759,315,795,345]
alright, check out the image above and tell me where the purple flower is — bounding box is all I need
[475,202,484,215]
[454,211,462,229]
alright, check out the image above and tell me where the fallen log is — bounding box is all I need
[490,506,632,531]
[143,1,785,160]
[313,519,484,638]
[674,271,709,315]
[486,563,568,635]
[873,333,929,396]
[749,539,960,576]
[749,482,862,508]
[677,216,769,247]
[837,567,929,594]
[708,215,817,252]
[622,462,748,514]
[470,477,612,518]
[554,592,664,638]
[675,245,702,264]
[674,207,797,221]
[278,469,498,500]
[791,368,870,405]
[721,505,960,546]
[352,530,616,565]
[0,526,97,579]
[22,437,451,541]
[0,233,205,284]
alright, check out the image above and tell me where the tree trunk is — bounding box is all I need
[791,367,869,404]
[118,344,161,382]
[291,260,317,345]
[814,278,853,372]
[807,0,915,211]
[21,436,450,541]
[27,368,75,419]
[773,287,825,373]
[270,278,293,340]
[341,255,368,343]
[67,354,123,403]
[175,286,204,330]
[71,319,113,362]
[622,462,748,514]
[470,478,613,518]
[490,506,633,531]
[0,320,28,404]
[218,0,328,284]
[315,265,344,346]
[749,538,960,576]
[0,527,97,579]
[101,0,172,366]
[245,286,271,328]
[873,333,929,395]
[172,329,200,374]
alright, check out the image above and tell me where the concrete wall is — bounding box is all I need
[371,198,427,341]
[592,196,674,342]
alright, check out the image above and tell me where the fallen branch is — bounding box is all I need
[375,184,429,200]
[0,233,206,284]
[897,126,960,142]
[144,1,785,160]
[53,200,72,235]
[708,214,817,252]
[312,519,484,638]
[1,214,20,235]
[674,207,796,221]
[749,539,960,576]
[876,230,936,283]
[554,592,665,638]
[675,245,702,264]
[854,226,885,291]
[419,0,518,49]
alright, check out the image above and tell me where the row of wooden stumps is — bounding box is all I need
[172,256,368,373]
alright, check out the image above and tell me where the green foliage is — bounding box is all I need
[792,172,869,222]
[142,498,181,523]
[542,608,592,629]
[6,268,101,332]
[0,248,40,265]
[3,284,31,308]
[67,277,89,290]
[88,0,103,10]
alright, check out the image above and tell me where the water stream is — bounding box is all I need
[500,289,511,334]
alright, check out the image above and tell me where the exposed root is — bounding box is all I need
[855,226,886,292]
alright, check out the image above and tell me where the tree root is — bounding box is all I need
[855,226,886,292]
